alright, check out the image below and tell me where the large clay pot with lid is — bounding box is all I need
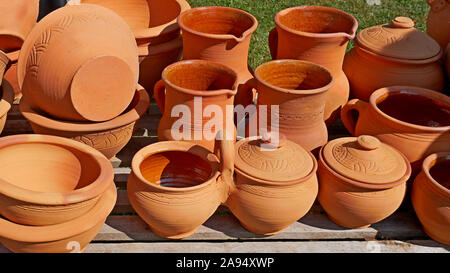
[268,6,358,126]
[17,4,139,122]
[318,135,411,229]
[344,17,445,101]
[426,0,450,49]
[412,152,450,246]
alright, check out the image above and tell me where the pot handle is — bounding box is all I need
[214,130,235,196]
[236,78,257,107]
[268,27,278,60]
[153,79,166,114]
[340,99,368,136]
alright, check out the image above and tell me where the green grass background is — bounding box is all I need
[186,0,430,69]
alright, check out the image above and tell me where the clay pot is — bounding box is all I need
[344,17,445,101]
[0,134,114,226]
[0,0,39,52]
[426,0,450,49]
[0,182,116,253]
[268,6,358,126]
[318,135,411,228]
[0,50,9,86]
[20,85,150,159]
[226,135,318,235]
[4,50,20,99]
[341,86,450,172]
[17,4,139,122]
[178,6,258,106]
[412,152,450,246]
[0,80,14,135]
[155,60,238,151]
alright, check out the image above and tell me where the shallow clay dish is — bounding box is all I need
[0,80,14,135]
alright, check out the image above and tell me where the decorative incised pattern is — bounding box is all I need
[238,144,298,174]
[278,110,323,121]
[71,123,134,151]
[365,27,404,46]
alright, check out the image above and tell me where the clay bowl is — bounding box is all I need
[412,152,450,246]
[0,80,14,135]
[20,85,150,160]
[0,134,114,226]
[0,182,116,253]
[17,4,139,122]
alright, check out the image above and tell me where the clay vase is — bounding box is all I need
[127,136,234,239]
[17,4,139,122]
[412,152,450,246]
[426,0,450,49]
[154,60,238,151]
[4,50,21,99]
[344,17,445,101]
[240,60,334,152]
[0,182,116,253]
[20,85,150,159]
[177,6,258,106]
[0,134,114,226]
[318,135,411,228]
[341,86,450,172]
[226,135,318,235]
[268,6,358,126]
[0,80,14,135]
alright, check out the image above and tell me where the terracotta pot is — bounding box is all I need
[17,4,139,122]
[412,152,450,245]
[0,182,116,253]
[0,134,114,226]
[20,85,150,159]
[0,80,13,135]
[226,135,318,235]
[178,6,258,106]
[344,17,445,101]
[341,86,450,172]
[268,6,358,126]
[4,50,20,99]
[154,60,238,151]
[0,0,39,52]
[318,135,411,228]
[427,0,450,49]
[0,50,9,86]
[240,60,334,152]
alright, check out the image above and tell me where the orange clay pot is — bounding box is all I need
[240,60,334,152]
[318,135,411,229]
[344,17,445,101]
[341,86,450,172]
[17,4,139,122]
[4,50,20,99]
[0,0,39,52]
[20,85,150,159]
[0,182,116,253]
[0,80,14,135]
[226,136,318,235]
[154,60,238,152]
[0,134,114,226]
[268,6,358,126]
[412,152,450,246]
[426,0,450,49]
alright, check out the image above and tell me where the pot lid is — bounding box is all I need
[356,17,441,60]
[234,135,314,182]
[323,135,408,184]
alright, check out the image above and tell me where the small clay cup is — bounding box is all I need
[412,152,450,246]
[0,80,14,135]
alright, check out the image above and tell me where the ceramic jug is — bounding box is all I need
[427,0,450,49]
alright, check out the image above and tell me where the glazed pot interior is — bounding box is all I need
[139,151,213,188]
[0,143,101,193]
[429,156,450,190]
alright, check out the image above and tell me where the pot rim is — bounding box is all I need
[253,59,335,95]
[177,6,258,43]
[0,80,14,118]
[421,152,450,198]
[5,49,20,62]
[19,85,149,132]
[0,183,116,243]
[130,141,221,193]
[138,34,182,57]
[274,5,358,40]
[369,86,450,132]
[0,134,114,205]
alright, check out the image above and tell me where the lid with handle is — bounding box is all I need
[356,16,441,60]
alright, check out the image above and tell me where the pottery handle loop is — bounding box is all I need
[153,79,166,114]
[268,28,278,60]
[340,99,368,136]
[236,78,257,107]
[214,130,235,202]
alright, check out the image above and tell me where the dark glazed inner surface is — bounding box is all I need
[140,151,213,188]
[430,158,450,190]
[279,8,355,34]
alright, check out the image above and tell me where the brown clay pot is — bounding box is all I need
[4,50,20,99]
[17,4,139,122]
[0,134,114,226]
[318,135,411,228]
[412,152,450,246]
[20,85,150,159]
[344,17,445,101]
[0,182,116,253]
[268,6,358,126]
[0,80,14,135]
[154,60,238,151]
[341,86,450,172]
[426,0,450,49]
[240,60,334,152]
